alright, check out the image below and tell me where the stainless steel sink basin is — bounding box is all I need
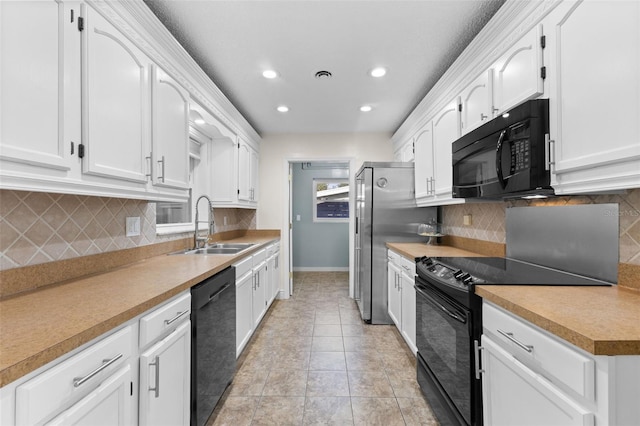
[171,242,255,255]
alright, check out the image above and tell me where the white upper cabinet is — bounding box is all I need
[414,121,434,200]
[238,137,259,206]
[0,0,79,175]
[460,69,494,135]
[150,65,190,191]
[81,3,150,184]
[492,24,544,115]
[545,0,640,194]
[394,139,415,162]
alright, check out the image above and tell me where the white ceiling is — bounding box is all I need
[143,0,505,135]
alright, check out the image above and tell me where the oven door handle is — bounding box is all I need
[495,129,507,189]
[414,285,467,324]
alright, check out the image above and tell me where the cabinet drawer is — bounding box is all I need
[251,248,266,266]
[483,302,595,401]
[233,255,253,279]
[387,249,401,264]
[15,325,133,425]
[399,257,416,277]
[139,292,191,348]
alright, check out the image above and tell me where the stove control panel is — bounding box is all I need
[416,257,486,287]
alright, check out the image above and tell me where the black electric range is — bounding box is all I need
[414,256,612,426]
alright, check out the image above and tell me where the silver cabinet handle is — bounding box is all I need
[480,113,488,120]
[474,340,484,379]
[545,134,555,171]
[145,155,152,178]
[149,356,160,398]
[73,353,123,387]
[497,329,533,353]
[157,155,165,182]
[164,310,189,325]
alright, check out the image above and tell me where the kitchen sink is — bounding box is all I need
[171,242,255,255]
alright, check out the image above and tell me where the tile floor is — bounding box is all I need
[210,271,439,425]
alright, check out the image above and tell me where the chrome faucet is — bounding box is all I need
[194,195,214,249]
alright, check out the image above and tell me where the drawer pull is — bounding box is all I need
[164,310,189,325]
[73,353,123,387]
[498,329,533,353]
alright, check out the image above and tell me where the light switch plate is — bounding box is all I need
[126,216,141,237]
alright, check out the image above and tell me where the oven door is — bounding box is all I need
[415,280,472,425]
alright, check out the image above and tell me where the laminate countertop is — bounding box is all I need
[0,235,279,387]
[387,242,640,357]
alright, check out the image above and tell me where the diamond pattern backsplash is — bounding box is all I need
[442,188,640,265]
[0,190,257,270]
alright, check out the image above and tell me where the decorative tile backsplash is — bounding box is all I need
[0,190,256,270]
[442,188,640,265]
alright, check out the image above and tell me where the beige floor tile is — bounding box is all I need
[315,313,342,325]
[313,324,343,336]
[252,396,306,426]
[272,349,311,370]
[397,397,440,426]
[386,369,424,398]
[344,351,384,371]
[309,351,347,371]
[306,371,350,397]
[227,369,269,396]
[262,370,308,396]
[311,336,344,352]
[210,396,259,426]
[347,370,395,398]
[303,396,354,425]
[341,324,365,337]
[343,336,378,352]
[350,397,405,426]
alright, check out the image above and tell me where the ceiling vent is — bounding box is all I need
[314,70,332,79]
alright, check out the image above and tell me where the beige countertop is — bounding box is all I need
[387,242,640,357]
[0,234,279,387]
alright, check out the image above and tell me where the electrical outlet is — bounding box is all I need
[463,214,472,226]
[223,216,228,226]
[126,216,141,237]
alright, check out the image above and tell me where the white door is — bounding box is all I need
[460,69,493,135]
[46,365,133,426]
[151,65,190,190]
[82,3,149,183]
[387,261,401,328]
[236,271,254,357]
[0,0,78,171]
[481,335,594,426]
[432,99,460,198]
[400,271,416,354]
[493,24,544,114]
[139,321,190,426]
[252,262,267,328]
[413,122,434,200]
[546,0,640,194]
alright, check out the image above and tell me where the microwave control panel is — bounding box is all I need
[509,139,530,174]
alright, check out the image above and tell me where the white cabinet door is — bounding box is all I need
[238,139,252,202]
[210,136,238,205]
[413,122,434,200]
[481,335,594,426]
[249,146,259,202]
[460,70,494,135]
[46,365,133,426]
[546,0,640,194]
[387,261,401,329]
[139,321,190,426]
[0,0,78,172]
[236,271,254,357]
[151,65,189,191]
[252,262,267,328]
[400,271,416,355]
[267,251,280,305]
[82,3,149,183]
[400,140,415,162]
[493,24,544,115]
[432,99,460,199]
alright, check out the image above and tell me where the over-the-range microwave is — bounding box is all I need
[452,99,552,199]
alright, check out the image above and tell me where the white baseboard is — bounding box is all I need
[292,267,349,272]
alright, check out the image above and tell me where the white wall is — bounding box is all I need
[257,132,393,228]
[256,132,393,298]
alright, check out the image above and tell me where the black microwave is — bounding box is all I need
[452,99,552,199]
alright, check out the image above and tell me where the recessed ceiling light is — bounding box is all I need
[262,70,278,79]
[277,105,289,113]
[360,105,373,112]
[370,67,387,78]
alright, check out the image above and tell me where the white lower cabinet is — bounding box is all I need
[387,249,417,354]
[235,269,254,357]
[266,243,281,305]
[139,322,190,426]
[481,301,640,426]
[252,259,268,329]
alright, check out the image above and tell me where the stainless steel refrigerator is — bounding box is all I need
[354,162,437,324]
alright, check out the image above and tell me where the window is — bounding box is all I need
[313,179,349,222]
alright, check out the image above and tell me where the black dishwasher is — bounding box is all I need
[191,266,236,426]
